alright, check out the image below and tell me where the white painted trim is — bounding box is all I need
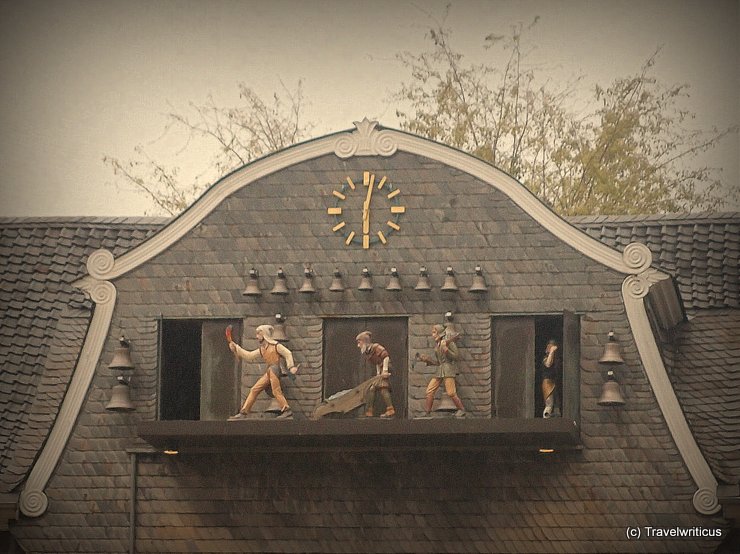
[622,273,720,515]
[87,121,645,281]
[19,280,117,517]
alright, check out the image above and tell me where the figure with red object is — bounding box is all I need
[226,324,299,420]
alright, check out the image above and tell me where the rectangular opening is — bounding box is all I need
[160,319,242,421]
[492,313,579,420]
[323,317,408,418]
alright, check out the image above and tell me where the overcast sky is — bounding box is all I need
[0,0,737,217]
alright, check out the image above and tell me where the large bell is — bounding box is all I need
[329,268,345,292]
[106,376,135,412]
[270,268,290,295]
[358,268,373,291]
[469,265,488,293]
[598,370,625,406]
[109,337,134,370]
[298,268,316,294]
[242,268,261,296]
[386,267,402,291]
[599,331,624,364]
[414,266,432,291]
[441,267,459,292]
[273,314,288,342]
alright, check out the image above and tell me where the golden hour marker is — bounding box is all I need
[332,221,346,232]
[390,206,406,214]
[387,189,400,199]
[327,207,342,215]
[363,171,370,186]
[345,177,356,190]
[387,221,400,231]
[345,231,356,245]
[333,190,346,200]
[377,231,387,244]
[377,176,387,189]
[363,235,370,249]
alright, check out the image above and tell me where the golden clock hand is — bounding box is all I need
[362,175,375,233]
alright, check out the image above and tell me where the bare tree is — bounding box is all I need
[104,81,311,215]
[393,21,737,215]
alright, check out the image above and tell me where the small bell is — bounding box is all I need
[599,331,624,364]
[386,267,402,291]
[434,394,458,413]
[358,268,373,291]
[414,266,432,291]
[270,268,289,295]
[109,336,134,370]
[299,268,316,294]
[469,265,488,293]
[264,397,283,414]
[273,314,288,342]
[242,268,261,296]
[329,268,345,292]
[106,375,135,412]
[598,370,626,406]
[441,266,459,292]
[443,311,461,341]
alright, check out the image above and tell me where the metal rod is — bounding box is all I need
[129,452,137,554]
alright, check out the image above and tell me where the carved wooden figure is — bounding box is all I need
[226,324,299,420]
[416,324,466,417]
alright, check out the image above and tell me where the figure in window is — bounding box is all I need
[542,339,561,418]
[227,324,298,420]
[416,324,466,417]
[356,331,395,418]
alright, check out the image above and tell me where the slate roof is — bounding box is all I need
[670,308,740,485]
[0,217,167,493]
[0,212,738,494]
[570,212,739,311]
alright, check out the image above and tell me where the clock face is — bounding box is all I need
[327,171,406,249]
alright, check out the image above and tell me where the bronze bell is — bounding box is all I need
[469,265,488,293]
[329,268,345,292]
[386,267,402,291]
[271,268,289,295]
[109,337,134,370]
[598,370,626,406]
[434,394,458,413]
[358,268,373,291]
[414,266,432,291]
[441,266,459,292]
[106,376,135,412]
[273,314,288,342]
[264,397,283,414]
[242,268,261,296]
[299,268,316,294]
[599,331,624,364]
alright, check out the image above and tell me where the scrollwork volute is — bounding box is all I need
[334,118,398,159]
[622,242,652,273]
[19,489,48,518]
[87,249,115,279]
[693,487,721,515]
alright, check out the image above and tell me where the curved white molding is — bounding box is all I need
[622,272,720,515]
[19,277,117,517]
[83,121,642,281]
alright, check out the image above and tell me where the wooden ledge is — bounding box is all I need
[137,418,580,452]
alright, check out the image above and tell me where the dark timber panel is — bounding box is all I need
[493,317,534,418]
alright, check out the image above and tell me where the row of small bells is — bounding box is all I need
[243,265,489,296]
